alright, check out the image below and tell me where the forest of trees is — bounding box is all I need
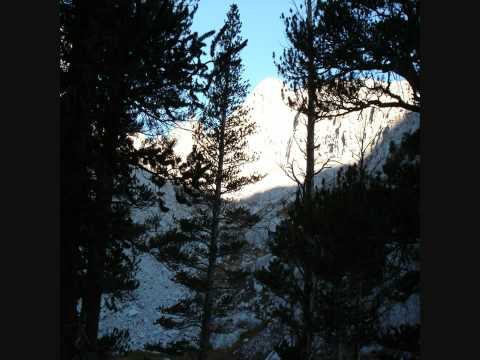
[60,1,420,360]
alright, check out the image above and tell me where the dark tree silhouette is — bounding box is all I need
[316,0,420,114]
[60,1,210,358]
[273,0,334,356]
[150,4,262,359]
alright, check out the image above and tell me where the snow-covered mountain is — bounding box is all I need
[99,77,420,352]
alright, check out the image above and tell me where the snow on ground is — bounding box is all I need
[99,253,189,349]
[265,352,281,360]
[233,322,285,360]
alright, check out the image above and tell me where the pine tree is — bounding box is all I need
[257,2,420,358]
[60,1,210,358]
[372,129,420,359]
[271,0,335,356]
[257,164,390,359]
[319,130,419,359]
[150,4,261,359]
[315,0,420,114]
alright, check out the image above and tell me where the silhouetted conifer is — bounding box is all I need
[316,0,420,113]
[60,1,210,358]
[150,5,261,359]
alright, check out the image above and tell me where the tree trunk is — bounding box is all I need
[304,0,316,205]
[61,97,83,359]
[61,1,96,357]
[84,130,115,357]
[338,340,356,360]
[299,1,316,358]
[61,154,82,360]
[198,108,227,360]
[84,51,122,357]
[198,221,219,360]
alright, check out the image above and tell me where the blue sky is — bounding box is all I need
[191,0,293,92]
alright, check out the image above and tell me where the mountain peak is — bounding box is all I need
[251,77,284,97]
